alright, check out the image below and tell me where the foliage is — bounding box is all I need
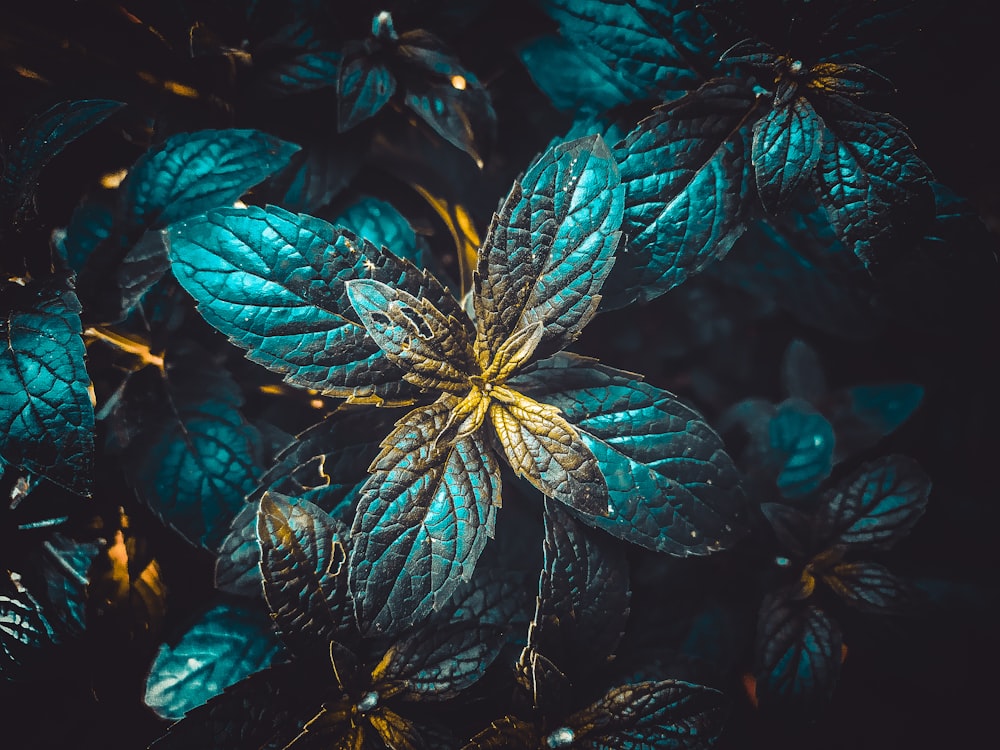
[0,1,997,749]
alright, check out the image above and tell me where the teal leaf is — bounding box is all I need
[524,498,630,679]
[166,204,464,403]
[565,678,728,749]
[337,43,395,132]
[143,601,284,720]
[474,134,623,361]
[0,281,94,496]
[116,349,266,550]
[336,196,422,265]
[36,533,99,638]
[1,571,55,681]
[814,455,931,552]
[511,355,746,555]
[769,398,835,500]
[539,0,717,102]
[350,400,499,637]
[258,493,358,656]
[829,383,924,461]
[823,561,915,615]
[518,35,638,113]
[216,406,401,597]
[260,140,365,214]
[813,98,933,264]
[604,79,759,308]
[3,99,124,222]
[754,588,842,711]
[54,196,114,273]
[753,97,824,214]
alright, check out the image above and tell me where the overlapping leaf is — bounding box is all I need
[1,571,55,681]
[768,399,835,499]
[336,196,422,265]
[0,282,94,496]
[822,561,913,615]
[604,79,759,308]
[350,401,500,636]
[753,97,824,213]
[166,204,465,403]
[511,355,746,555]
[35,533,100,637]
[144,601,284,720]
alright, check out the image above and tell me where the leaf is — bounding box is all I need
[814,455,931,551]
[260,140,365,214]
[257,41,341,97]
[350,400,499,637]
[55,196,115,273]
[822,561,915,615]
[1,571,54,681]
[473,134,623,361]
[769,398,835,500]
[565,678,728,749]
[346,278,475,392]
[336,197,422,265]
[829,383,924,460]
[511,355,746,555]
[398,32,497,166]
[216,406,400,597]
[118,350,266,550]
[463,716,539,749]
[3,99,124,221]
[489,388,609,516]
[36,533,100,637]
[0,281,94,496]
[524,499,630,679]
[123,129,301,232]
[374,621,504,700]
[754,588,842,711]
[337,43,396,132]
[166,204,464,404]
[753,97,824,214]
[540,0,717,102]
[258,492,357,657]
[143,601,284,720]
[604,79,759,308]
[781,339,828,403]
[759,503,811,561]
[518,35,639,113]
[812,98,932,264]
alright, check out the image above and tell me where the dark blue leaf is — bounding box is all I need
[780,339,828,403]
[540,0,717,101]
[143,601,283,720]
[1,571,55,681]
[604,79,759,308]
[812,98,932,264]
[474,134,623,361]
[0,282,94,496]
[55,197,115,273]
[258,493,358,656]
[398,33,496,167]
[166,205,465,404]
[3,99,124,221]
[335,196,422,265]
[511,355,746,555]
[36,533,99,637]
[823,561,915,615]
[769,398,835,500]
[754,587,842,711]
[753,97,824,214]
[518,35,638,113]
[524,498,630,679]
[259,140,365,214]
[565,678,728,749]
[337,43,395,132]
[117,349,266,550]
[829,383,924,461]
[216,406,400,597]
[350,400,499,637]
[814,455,931,551]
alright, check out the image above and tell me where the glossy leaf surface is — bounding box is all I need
[144,601,283,720]
[753,97,824,214]
[0,282,94,495]
[769,399,835,499]
[337,45,395,132]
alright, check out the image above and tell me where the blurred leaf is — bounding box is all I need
[55,197,115,273]
[828,383,924,460]
[822,561,915,615]
[260,140,366,214]
[336,196,422,265]
[0,281,94,496]
[511,355,746,555]
[814,455,931,551]
[36,533,100,637]
[144,601,284,720]
[769,398,835,500]
[780,339,828,404]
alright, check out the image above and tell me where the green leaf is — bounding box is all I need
[350,400,499,637]
[258,492,358,657]
[511,355,746,555]
[0,281,94,496]
[143,601,284,720]
[473,134,623,362]
[166,204,464,403]
[753,97,824,214]
[605,79,759,308]
[814,455,931,551]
